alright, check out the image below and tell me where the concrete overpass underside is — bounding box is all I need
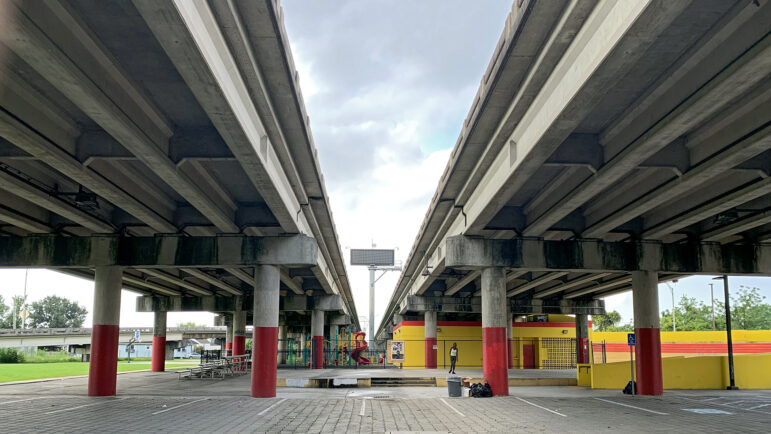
[0,0,357,398]
[378,0,771,397]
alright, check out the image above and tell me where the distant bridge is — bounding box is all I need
[0,327,237,347]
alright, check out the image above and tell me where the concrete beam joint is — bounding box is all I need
[445,235,771,274]
[0,235,318,268]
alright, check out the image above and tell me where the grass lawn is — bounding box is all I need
[0,361,196,383]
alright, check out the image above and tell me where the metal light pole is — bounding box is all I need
[368,266,376,344]
[665,281,676,331]
[716,275,738,390]
[709,283,716,331]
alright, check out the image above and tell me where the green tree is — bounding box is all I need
[593,310,621,331]
[177,322,207,328]
[27,296,87,328]
[592,310,634,331]
[727,286,771,330]
[661,296,714,331]
[0,295,11,328]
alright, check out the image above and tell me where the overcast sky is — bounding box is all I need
[1,1,770,331]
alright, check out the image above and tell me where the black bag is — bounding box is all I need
[470,383,484,398]
[481,382,493,397]
[622,380,637,395]
[470,382,493,398]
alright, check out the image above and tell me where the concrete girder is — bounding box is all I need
[327,314,351,326]
[532,273,611,299]
[507,298,605,315]
[590,274,680,300]
[2,1,237,233]
[280,269,306,295]
[702,210,771,242]
[183,269,243,296]
[133,0,297,234]
[563,276,632,299]
[506,272,568,297]
[444,270,480,296]
[399,295,481,314]
[281,295,344,312]
[528,16,771,237]
[122,275,181,297]
[138,269,213,296]
[642,176,771,239]
[0,204,51,234]
[0,234,317,268]
[0,165,114,233]
[446,235,771,275]
[584,116,771,238]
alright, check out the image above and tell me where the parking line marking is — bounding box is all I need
[152,398,208,415]
[45,399,121,415]
[359,400,366,416]
[440,398,465,417]
[747,403,771,410]
[0,397,47,405]
[516,397,567,417]
[258,398,287,416]
[594,398,668,415]
[677,395,771,414]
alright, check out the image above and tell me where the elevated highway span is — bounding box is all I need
[0,0,356,397]
[378,0,771,396]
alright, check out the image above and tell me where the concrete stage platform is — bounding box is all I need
[276,368,576,387]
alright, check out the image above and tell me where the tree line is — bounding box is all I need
[0,295,87,329]
[593,286,771,332]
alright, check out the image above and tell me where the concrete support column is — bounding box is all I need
[88,266,122,397]
[233,308,246,356]
[507,309,514,369]
[311,310,324,369]
[329,325,339,365]
[632,271,663,395]
[225,315,233,356]
[278,325,287,365]
[481,267,508,396]
[251,265,280,398]
[575,314,589,365]
[151,310,167,372]
[424,311,437,369]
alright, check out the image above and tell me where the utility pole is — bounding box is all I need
[716,276,738,390]
[665,281,677,331]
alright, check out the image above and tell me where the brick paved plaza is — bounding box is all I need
[1,370,769,433]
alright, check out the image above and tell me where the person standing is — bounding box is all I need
[449,343,458,374]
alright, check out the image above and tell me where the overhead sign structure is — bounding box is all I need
[350,249,394,266]
[350,247,400,342]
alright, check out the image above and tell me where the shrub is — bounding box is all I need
[0,348,25,363]
[26,350,81,363]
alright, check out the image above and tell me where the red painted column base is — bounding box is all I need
[635,327,663,395]
[88,324,120,396]
[425,337,437,369]
[151,336,166,372]
[311,336,324,369]
[483,327,509,396]
[577,337,589,364]
[225,342,232,357]
[508,338,514,369]
[251,327,279,398]
[233,336,246,356]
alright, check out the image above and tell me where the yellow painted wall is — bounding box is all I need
[590,354,771,389]
[392,323,483,368]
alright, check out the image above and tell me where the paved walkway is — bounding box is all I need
[1,371,769,432]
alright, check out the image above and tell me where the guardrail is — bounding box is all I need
[0,326,230,337]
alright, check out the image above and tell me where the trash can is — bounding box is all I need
[447,376,462,397]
